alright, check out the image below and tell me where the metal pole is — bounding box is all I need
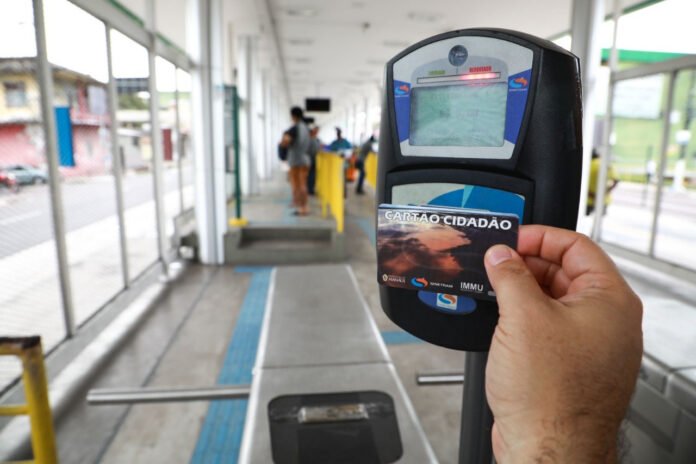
[416,373,465,386]
[459,351,493,464]
[571,0,604,226]
[244,36,259,195]
[105,25,131,288]
[648,71,677,257]
[32,0,75,336]
[145,0,169,274]
[174,69,185,214]
[233,86,242,219]
[87,385,251,405]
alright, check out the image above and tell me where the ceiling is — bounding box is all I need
[266,0,643,113]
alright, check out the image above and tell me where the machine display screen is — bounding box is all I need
[409,83,507,147]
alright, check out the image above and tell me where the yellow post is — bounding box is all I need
[365,152,378,190]
[318,153,328,218]
[0,337,58,464]
[0,404,29,416]
[23,340,58,464]
[329,154,345,233]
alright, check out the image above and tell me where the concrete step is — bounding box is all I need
[225,223,345,265]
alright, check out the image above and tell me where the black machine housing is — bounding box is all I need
[377,28,583,351]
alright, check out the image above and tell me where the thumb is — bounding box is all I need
[484,245,548,313]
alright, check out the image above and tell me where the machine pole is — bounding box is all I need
[233,86,242,220]
[458,351,493,464]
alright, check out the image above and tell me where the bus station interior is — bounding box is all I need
[1,0,696,463]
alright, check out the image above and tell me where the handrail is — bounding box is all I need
[365,152,378,190]
[0,337,58,464]
[315,152,345,233]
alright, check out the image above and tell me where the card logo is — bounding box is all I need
[382,274,405,284]
[448,45,468,66]
[394,83,410,96]
[509,76,528,89]
[411,277,428,288]
[436,293,458,310]
[461,282,484,293]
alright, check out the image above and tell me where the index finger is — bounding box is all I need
[517,225,619,282]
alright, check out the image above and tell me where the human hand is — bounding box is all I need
[484,225,643,463]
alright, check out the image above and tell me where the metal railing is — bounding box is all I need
[316,152,345,233]
[0,337,57,464]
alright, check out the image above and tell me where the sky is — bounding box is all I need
[0,0,185,90]
[1,0,695,89]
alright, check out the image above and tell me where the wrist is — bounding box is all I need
[497,415,619,464]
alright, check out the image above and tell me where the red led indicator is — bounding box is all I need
[459,72,500,81]
[469,66,492,73]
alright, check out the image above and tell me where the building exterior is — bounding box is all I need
[0,57,113,176]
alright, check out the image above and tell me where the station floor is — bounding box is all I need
[23,172,696,463]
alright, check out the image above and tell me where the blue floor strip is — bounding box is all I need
[381,330,424,345]
[190,267,272,464]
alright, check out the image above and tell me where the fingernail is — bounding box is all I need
[487,245,512,266]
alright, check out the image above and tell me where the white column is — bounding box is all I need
[592,0,622,240]
[571,0,604,226]
[190,0,226,264]
[363,95,370,138]
[145,0,169,272]
[352,102,360,144]
[263,73,273,178]
[244,35,260,194]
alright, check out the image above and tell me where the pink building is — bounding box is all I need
[0,58,111,176]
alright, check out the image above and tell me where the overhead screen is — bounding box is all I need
[305,98,331,112]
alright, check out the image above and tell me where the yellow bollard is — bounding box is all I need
[0,337,58,464]
[332,155,344,233]
[317,153,328,218]
[365,152,378,190]
[314,152,345,233]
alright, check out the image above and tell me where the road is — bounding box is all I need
[589,181,696,270]
[0,167,191,259]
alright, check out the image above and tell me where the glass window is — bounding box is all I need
[156,57,180,243]
[111,29,160,279]
[0,0,65,392]
[654,68,696,270]
[45,0,123,325]
[597,74,671,253]
[4,81,28,107]
[177,69,194,210]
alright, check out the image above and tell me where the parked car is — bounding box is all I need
[1,164,48,185]
[0,169,19,193]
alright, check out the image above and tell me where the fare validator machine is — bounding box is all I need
[377,29,582,463]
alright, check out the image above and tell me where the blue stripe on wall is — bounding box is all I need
[381,330,424,345]
[190,267,272,464]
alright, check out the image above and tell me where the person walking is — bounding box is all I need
[280,107,311,215]
[327,127,352,153]
[355,135,375,194]
[587,149,619,216]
